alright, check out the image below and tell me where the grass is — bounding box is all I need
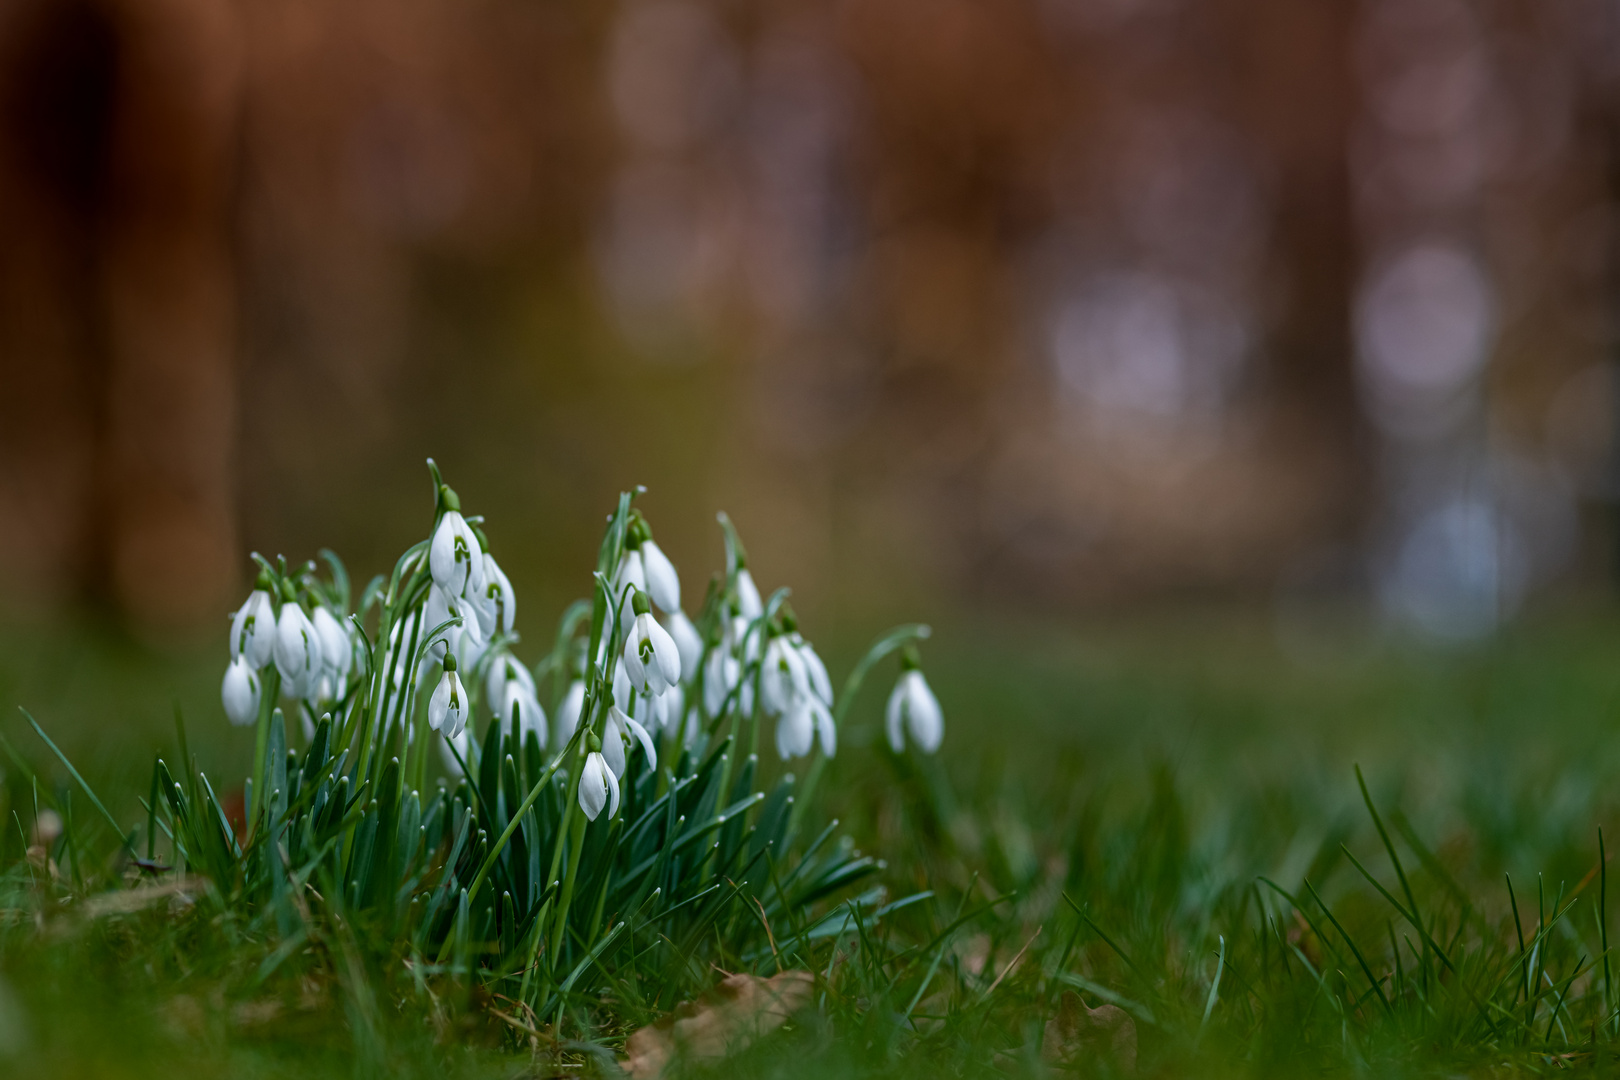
[5,597,1620,1078]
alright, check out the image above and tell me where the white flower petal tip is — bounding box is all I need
[273,603,323,700]
[429,510,485,599]
[230,589,276,668]
[734,568,763,620]
[428,669,468,739]
[663,610,704,680]
[579,751,620,820]
[886,669,943,755]
[312,607,352,682]
[480,553,515,636]
[221,656,261,727]
[624,612,682,694]
[555,681,586,744]
[640,540,681,612]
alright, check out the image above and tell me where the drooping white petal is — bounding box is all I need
[811,698,836,757]
[621,624,651,693]
[505,683,547,747]
[615,550,647,630]
[640,540,680,613]
[612,662,632,712]
[645,614,682,688]
[650,683,685,735]
[556,680,585,743]
[663,610,704,680]
[430,511,484,599]
[703,649,737,717]
[481,553,515,635]
[221,656,261,727]
[231,589,275,668]
[274,603,322,699]
[885,677,908,754]
[797,638,833,706]
[486,653,534,717]
[735,568,763,620]
[429,670,467,737]
[603,706,630,777]
[761,638,806,717]
[312,607,351,681]
[776,702,813,760]
[579,752,610,820]
[622,713,658,772]
[904,671,944,753]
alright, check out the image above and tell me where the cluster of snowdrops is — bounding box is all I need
[218,467,944,826]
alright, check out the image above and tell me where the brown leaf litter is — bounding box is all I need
[620,970,815,1078]
[1042,989,1137,1073]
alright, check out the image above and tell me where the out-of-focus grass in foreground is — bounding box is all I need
[4,608,1620,1077]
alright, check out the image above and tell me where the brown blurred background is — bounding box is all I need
[3,0,1619,642]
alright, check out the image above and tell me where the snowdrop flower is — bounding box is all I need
[579,748,619,821]
[639,538,680,613]
[603,705,657,779]
[429,502,484,599]
[221,656,261,727]
[760,636,808,717]
[734,565,763,621]
[614,549,647,632]
[312,606,351,683]
[664,610,703,680]
[622,591,681,694]
[555,679,586,743]
[274,602,323,699]
[475,552,515,638]
[425,583,486,670]
[428,653,469,739]
[703,646,740,717]
[612,662,632,712]
[777,695,835,760]
[487,653,545,745]
[885,656,943,754]
[794,636,833,707]
[230,585,276,668]
[647,684,685,737]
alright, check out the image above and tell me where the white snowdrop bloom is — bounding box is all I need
[622,594,681,694]
[476,552,515,637]
[274,603,323,699]
[603,705,657,779]
[760,636,808,717]
[732,615,761,664]
[221,656,261,727]
[487,654,546,745]
[429,509,484,599]
[647,683,685,736]
[425,583,486,671]
[735,567,763,621]
[428,654,469,739]
[885,668,943,754]
[639,539,680,613]
[794,637,833,706]
[230,588,276,668]
[614,549,647,631]
[578,750,619,820]
[556,679,586,743]
[663,610,703,681]
[703,647,740,717]
[612,662,632,713]
[312,606,351,683]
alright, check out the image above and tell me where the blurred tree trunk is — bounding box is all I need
[0,0,241,635]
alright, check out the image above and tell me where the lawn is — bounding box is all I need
[3,489,1620,1079]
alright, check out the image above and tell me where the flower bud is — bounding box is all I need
[312,606,352,683]
[221,656,261,727]
[429,509,485,600]
[230,588,276,668]
[429,661,468,738]
[640,539,680,613]
[274,603,323,700]
[578,751,619,820]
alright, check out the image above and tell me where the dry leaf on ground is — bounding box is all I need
[621,970,815,1078]
[1042,989,1137,1072]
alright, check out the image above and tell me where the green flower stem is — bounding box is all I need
[793,623,931,832]
[247,667,281,834]
[550,802,590,960]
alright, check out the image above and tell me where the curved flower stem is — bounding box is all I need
[792,623,931,832]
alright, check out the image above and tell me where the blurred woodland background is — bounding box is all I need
[3,0,1620,642]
